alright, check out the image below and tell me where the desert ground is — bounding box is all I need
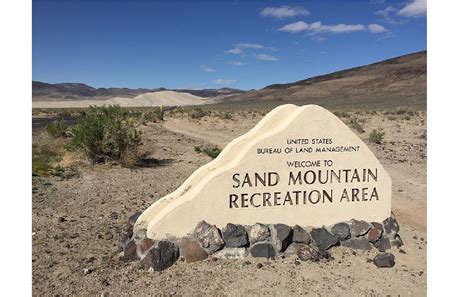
[32,105,426,295]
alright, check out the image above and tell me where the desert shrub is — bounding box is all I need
[394,107,416,116]
[334,111,350,118]
[58,110,72,118]
[348,117,365,133]
[143,106,165,123]
[220,112,233,120]
[194,145,220,158]
[387,115,397,121]
[44,120,69,138]
[369,129,385,144]
[189,108,208,119]
[32,144,62,176]
[68,105,142,164]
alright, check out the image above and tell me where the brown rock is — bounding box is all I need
[179,237,208,263]
[367,227,382,243]
[123,240,139,261]
[137,238,155,257]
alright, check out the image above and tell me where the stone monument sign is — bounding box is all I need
[135,104,391,239]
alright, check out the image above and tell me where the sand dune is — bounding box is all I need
[32,90,209,108]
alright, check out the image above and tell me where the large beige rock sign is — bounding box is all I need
[136,104,391,239]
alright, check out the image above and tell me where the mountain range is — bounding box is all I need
[33,50,426,109]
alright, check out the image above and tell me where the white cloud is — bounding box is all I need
[229,61,245,66]
[397,0,427,17]
[368,24,387,33]
[236,43,264,49]
[225,47,243,54]
[213,79,237,85]
[309,22,365,33]
[278,21,366,35]
[375,6,402,24]
[278,21,309,33]
[200,65,216,72]
[225,43,275,55]
[255,53,278,61]
[260,6,310,19]
[376,6,397,18]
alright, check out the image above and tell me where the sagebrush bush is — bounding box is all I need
[369,129,385,144]
[348,117,365,133]
[220,112,233,120]
[194,145,221,158]
[143,106,165,123]
[44,120,69,138]
[68,105,142,164]
[189,108,208,119]
[334,111,350,118]
[32,144,62,176]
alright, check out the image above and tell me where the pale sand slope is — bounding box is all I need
[32,90,209,108]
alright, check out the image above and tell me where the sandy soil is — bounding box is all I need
[32,108,426,296]
[32,90,209,108]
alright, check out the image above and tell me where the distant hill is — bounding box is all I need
[32,81,245,101]
[214,51,427,110]
[32,90,209,108]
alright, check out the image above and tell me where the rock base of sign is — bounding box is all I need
[120,212,402,271]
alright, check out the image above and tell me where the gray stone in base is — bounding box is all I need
[310,228,339,250]
[374,252,395,268]
[119,227,134,251]
[192,221,224,253]
[390,234,404,248]
[331,223,351,241]
[284,243,305,256]
[127,212,142,229]
[373,235,391,252]
[222,223,249,248]
[249,243,276,258]
[270,224,293,252]
[383,213,400,235]
[349,219,372,237]
[292,225,311,244]
[134,229,147,240]
[213,248,247,259]
[249,223,271,244]
[341,237,372,250]
[142,240,179,271]
[296,245,320,262]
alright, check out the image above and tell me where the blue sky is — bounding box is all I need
[33,0,426,90]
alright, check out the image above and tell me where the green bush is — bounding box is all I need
[334,111,350,118]
[68,105,142,164]
[143,107,165,123]
[194,145,220,158]
[348,117,365,133]
[32,144,62,176]
[189,108,208,119]
[44,120,69,138]
[220,112,233,120]
[369,129,385,144]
